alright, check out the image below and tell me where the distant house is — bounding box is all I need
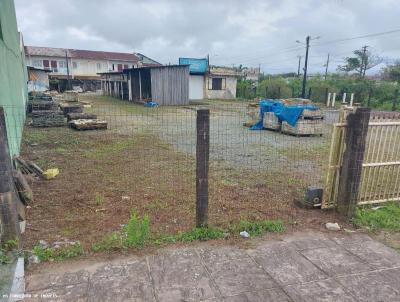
[24,46,159,92]
[136,53,162,67]
[206,66,240,100]
[179,58,240,100]
[242,67,261,82]
[99,65,190,106]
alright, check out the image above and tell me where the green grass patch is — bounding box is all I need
[233,219,285,236]
[177,227,225,242]
[0,239,19,264]
[84,139,137,159]
[91,210,150,252]
[353,202,400,232]
[32,242,84,262]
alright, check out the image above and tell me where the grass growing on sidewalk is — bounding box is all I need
[353,202,400,232]
[32,242,84,262]
[92,215,285,252]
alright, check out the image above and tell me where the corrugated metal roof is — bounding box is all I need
[25,46,140,62]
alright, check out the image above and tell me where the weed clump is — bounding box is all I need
[353,202,400,231]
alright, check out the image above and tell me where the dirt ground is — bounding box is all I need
[21,96,344,251]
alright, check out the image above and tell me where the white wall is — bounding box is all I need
[206,76,237,99]
[189,75,204,100]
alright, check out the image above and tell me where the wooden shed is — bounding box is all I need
[100,65,189,105]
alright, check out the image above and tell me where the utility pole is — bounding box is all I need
[297,56,302,76]
[360,45,368,78]
[301,36,310,98]
[324,53,330,80]
[361,45,368,78]
[65,50,71,91]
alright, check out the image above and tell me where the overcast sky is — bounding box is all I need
[14,0,400,74]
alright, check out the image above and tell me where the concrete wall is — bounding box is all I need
[0,0,28,157]
[206,76,237,100]
[25,56,137,78]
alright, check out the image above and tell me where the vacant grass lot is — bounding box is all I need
[21,96,341,250]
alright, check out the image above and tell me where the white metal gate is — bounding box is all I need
[323,110,400,208]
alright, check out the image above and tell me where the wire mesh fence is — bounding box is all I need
[1,95,343,249]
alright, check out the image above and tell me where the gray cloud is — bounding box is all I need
[15,0,400,74]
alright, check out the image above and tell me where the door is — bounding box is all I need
[189,75,204,100]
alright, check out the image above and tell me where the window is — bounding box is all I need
[210,77,226,90]
[50,60,58,72]
[32,60,43,68]
[123,64,128,70]
[112,64,115,71]
[58,61,66,68]
[43,60,50,69]
[96,63,101,70]
[117,64,123,71]
[72,62,78,69]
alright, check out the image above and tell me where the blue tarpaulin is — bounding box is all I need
[144,101,159,108]
[250,99,319,130]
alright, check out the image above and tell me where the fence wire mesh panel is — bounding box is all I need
[358,112,400,205]
[5,94,343,250]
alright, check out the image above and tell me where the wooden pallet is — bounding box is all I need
[263,112,281,130]
[281,119,323,136]
[66,112,97,122]
[69,119,108,130]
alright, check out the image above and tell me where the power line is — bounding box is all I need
[312,28,400,47]
[217,28,400,66]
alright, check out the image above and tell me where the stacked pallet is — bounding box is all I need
[244,103,259,127]
[28,99,58,112]
[281,109,324,136]
[69,119,108,130]
[31,110,65,127]
[66,112,97,122]
[60,103,84,116]
[263,112,281,130]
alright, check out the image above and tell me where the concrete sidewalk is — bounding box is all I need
[24,232,400,302]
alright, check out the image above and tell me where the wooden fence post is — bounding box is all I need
[392,89,398,112]
[336,107,371,218]
[324,88,329,105]
[0,107,20,242]
[196,109,210,227]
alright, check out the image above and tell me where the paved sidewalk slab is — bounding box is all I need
[24,232,400,302]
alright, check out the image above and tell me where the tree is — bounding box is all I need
[338,48,382,77]
[381,61,400,82]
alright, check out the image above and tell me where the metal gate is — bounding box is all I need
[323,109,400,209]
